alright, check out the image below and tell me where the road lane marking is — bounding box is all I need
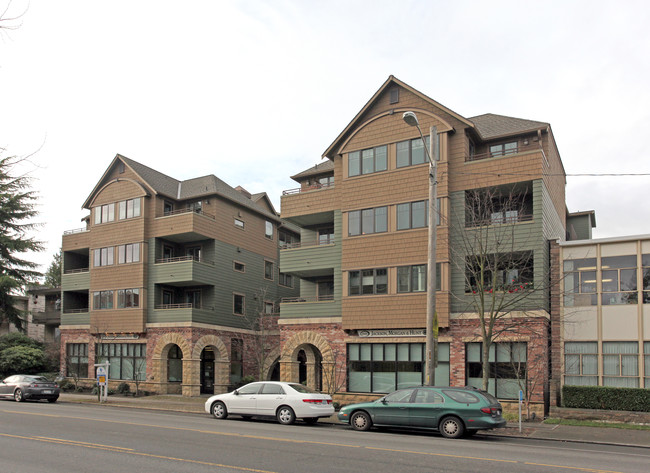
[0,433,278,473]
[0,409,632,473]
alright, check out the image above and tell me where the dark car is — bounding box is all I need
[338,386,506,438]
[0,375,60,403]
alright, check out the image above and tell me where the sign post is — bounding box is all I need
[95,363,109,403]
[518,389,523,433]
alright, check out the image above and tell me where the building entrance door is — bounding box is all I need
[200,347,215,394]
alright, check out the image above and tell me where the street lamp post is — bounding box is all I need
[403,111,438,386]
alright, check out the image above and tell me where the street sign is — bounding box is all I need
[97,366,107,387]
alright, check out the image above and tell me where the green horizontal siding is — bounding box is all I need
[62,271,90,291]
[150,260,218,286]
[280,300,340,318]
[61,312,90,325]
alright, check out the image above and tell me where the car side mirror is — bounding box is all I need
[233,390,239,396]
[380,398,387,404]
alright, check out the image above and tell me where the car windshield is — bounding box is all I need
[288,383,319,393]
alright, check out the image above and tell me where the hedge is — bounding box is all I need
[563,385,650,412]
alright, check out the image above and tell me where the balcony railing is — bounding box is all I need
[466,213,533,228]
[63,227,89,235]
[161,208,216,220]
[281,295,335,303]
[64,267,89,274]
[282,182,334,195]
[280,238,335,250]
[63,308,89,314]
[155,256,214,265]
[155,303,199,310]
[466,142,544,162]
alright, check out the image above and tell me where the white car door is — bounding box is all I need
[255,383,287,416]
[227,383,261,414]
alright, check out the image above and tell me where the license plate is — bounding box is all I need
[42,390,52,394]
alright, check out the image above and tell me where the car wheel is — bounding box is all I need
[439,416,464,439]
[276,406,296,425]
[304,417,319,425]
[211,401,228,419]
[47,397,58,403]
[14,389,24,402]
[350,411,372,431]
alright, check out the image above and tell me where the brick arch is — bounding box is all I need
[263,346,281,380]
[151,333,192,394]
[280,331,334,391]
[192,335,230,394]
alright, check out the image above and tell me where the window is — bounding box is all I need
[263,301,274,314]
[94,203,115,224]
[466,251,534,293]
[96,343,146,381]
[465,186,533,227]
[397,201,428,230]
[641,254,650,302]
[187,200,202,213]
[186,246,201,261]
[397,135,431,168]
[348,207,387,236]
[261,383,285,394]
[466,342,527,399]
[397,263,442,293]
[93,290,114,310]
[66,343,88,378]
[603,342,639,388]
[317,279,334,301]
[93,247,114,267]
[117,288,140,308]
[265,221,274,239]
[643,342,650,389]
[163,201,173,215]
[347,342,449,393]
[117,243,140,264]
[318,176,334,186]
[601,255,637,305]
[348,145,388,177]
[234,218,245,229]
[264,260,274,280]
[167,345,183,382]
[318,227,334,245]
[563,258,597,306]
[389,87,399,104]
[234,293,245,315]
[279,230,299,249]
[185,290,201,308]
[349,268,388,296]
[489,141,518,157]
[118,198,141,220]
[564,342,598,386]
[279,272,293,288]
[233,261,245,273]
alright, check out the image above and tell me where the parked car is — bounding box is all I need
[0,375,60,403]
[337,386,506,438]
[204,381,334,425]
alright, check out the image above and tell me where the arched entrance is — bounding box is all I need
[200,347,215,394]
[280,332,334,392]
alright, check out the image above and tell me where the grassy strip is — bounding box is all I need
[544,418,650,430]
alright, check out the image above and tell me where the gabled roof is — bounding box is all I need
[83,154,280,222]
[469,113,549,140]
[290,160,334,182]
[250,192,278,216]
[323,75,474,160]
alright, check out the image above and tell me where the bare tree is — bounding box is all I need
[320,343,346,397]
[451,184,552,393]
[244,286,280,381]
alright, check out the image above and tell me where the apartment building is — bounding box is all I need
[26,286,61,343]
[61,156,298,396]
[555,234,649,398]
[278,76,574,409]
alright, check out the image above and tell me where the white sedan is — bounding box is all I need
[204,381,334,425]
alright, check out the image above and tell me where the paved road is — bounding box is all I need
[1,400,648,473]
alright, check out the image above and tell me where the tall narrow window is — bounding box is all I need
[234,293,245,315]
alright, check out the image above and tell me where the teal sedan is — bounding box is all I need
[337,386,506,438]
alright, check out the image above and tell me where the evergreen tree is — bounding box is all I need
[0,152,43,331]
[44,249,62,287]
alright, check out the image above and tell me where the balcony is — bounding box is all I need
[282,182,334,195]
[32,311,61,325]
[62,268,90,290]
[280,241,338,278]
[61,308,90,326]
[152,208,216,242]
[151,256,217,286]
[280,295,339,319]
[466,141,546,163]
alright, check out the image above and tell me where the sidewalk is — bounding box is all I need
[58,393,650,448]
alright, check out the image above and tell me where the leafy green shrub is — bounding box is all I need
[117,382,131,395]
[0,346,47,375]
[563,385,650,412]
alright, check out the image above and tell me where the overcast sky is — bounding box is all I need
[2,0,649,273]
